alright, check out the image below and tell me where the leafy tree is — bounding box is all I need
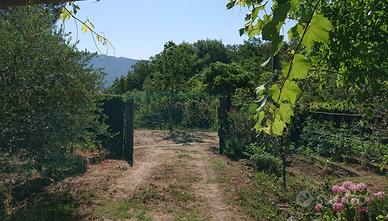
[227,0,333,137]
[228,38,272,75]
[228,0,387,187]
[201,62,253,153]
[0,6,104,173]
[109,76,128,94]
[144,41,198,130]
[193,39,230,72]
[202,62,253,106]
[109,60,154,94]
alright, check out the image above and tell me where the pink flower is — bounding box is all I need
[358,183,367,191]
[350,197,359,205]
[344,192,351,200]
[350,183,368,192]
[332,185,342,193]
[367,196,372,204]
[315,203,323,213]
[373,192,384,199]
[358,206,368,213]
[342,181,353,190]
[333,202,345,212]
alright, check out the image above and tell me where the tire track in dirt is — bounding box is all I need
[46,130,252,221]
[111,147,170,198]
[190,147,249,221]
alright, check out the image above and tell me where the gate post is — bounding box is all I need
[123,98,134,166]
[218,96,231,154]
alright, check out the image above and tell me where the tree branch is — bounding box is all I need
[0,0,84,8]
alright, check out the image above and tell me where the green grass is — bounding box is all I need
[5,192,76,221]
[177,151,194,159]
[209,175,231,184]
[238,171,321,221]
[188,175,202,182]
[211,159,228,172]
[173,208,210,221]
[167,185,193,202]
[92,198,151,220]
[134,209,151,221]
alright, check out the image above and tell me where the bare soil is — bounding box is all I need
[7,130,386,221]
[45,130,254,221]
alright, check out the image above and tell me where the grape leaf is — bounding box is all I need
[301,14,333,49]
[269,84,281,102]
[280,80,301,104]
[272,114,286,136]
[288,54,311,79]
[279,103,294,124]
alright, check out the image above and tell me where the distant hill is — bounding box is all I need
[89,55,138,86]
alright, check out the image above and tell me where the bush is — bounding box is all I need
[224,109,256,159]
[0,6,105,172]
[125,91,217,130]
[246,144,281,175]
[181,97,217,129]
[315,181,387,220]
[299,117,385,162]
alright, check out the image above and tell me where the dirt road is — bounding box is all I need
[47,130,254,221]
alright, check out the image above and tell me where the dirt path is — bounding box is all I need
[45,130,253,221]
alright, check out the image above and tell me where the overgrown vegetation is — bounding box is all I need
[0,5,108,218]
[1,0,387,220]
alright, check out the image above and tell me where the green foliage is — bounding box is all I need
[227,0,334,136]
[239,171,319,220]
[144,42,198,93]
[4,192,77,221]
[0,6,104,171]
[317,0,387,99]
[228,38,272,76]
[299,117,387,163]
[107,39,272,134]
[201,62,253,97]
[143,42,199,129]
[193,39,230,71]
[109,60,153,94]
[246,144,281,175]
[125,91,217,130]
[223,109,256,159]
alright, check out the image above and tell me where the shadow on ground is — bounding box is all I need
[164,131,210,144]
[4,191,78,221]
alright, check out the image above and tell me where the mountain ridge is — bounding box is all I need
[89,55,138,86]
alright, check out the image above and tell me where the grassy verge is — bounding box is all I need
[239,172,323,220]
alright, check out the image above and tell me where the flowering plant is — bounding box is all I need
[315,181,387,220]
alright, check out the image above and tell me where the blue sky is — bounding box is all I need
[65,0,251,60]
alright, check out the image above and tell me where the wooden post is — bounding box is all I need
[122,99,134,166]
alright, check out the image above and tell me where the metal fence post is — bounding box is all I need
[123,99,134,166]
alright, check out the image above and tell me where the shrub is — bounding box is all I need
[224,109,256,159]
[0,6,105,173]
[246,144,281,175]
[315,181,387,220]
[299,117,385,162]
[126,91,217,130]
